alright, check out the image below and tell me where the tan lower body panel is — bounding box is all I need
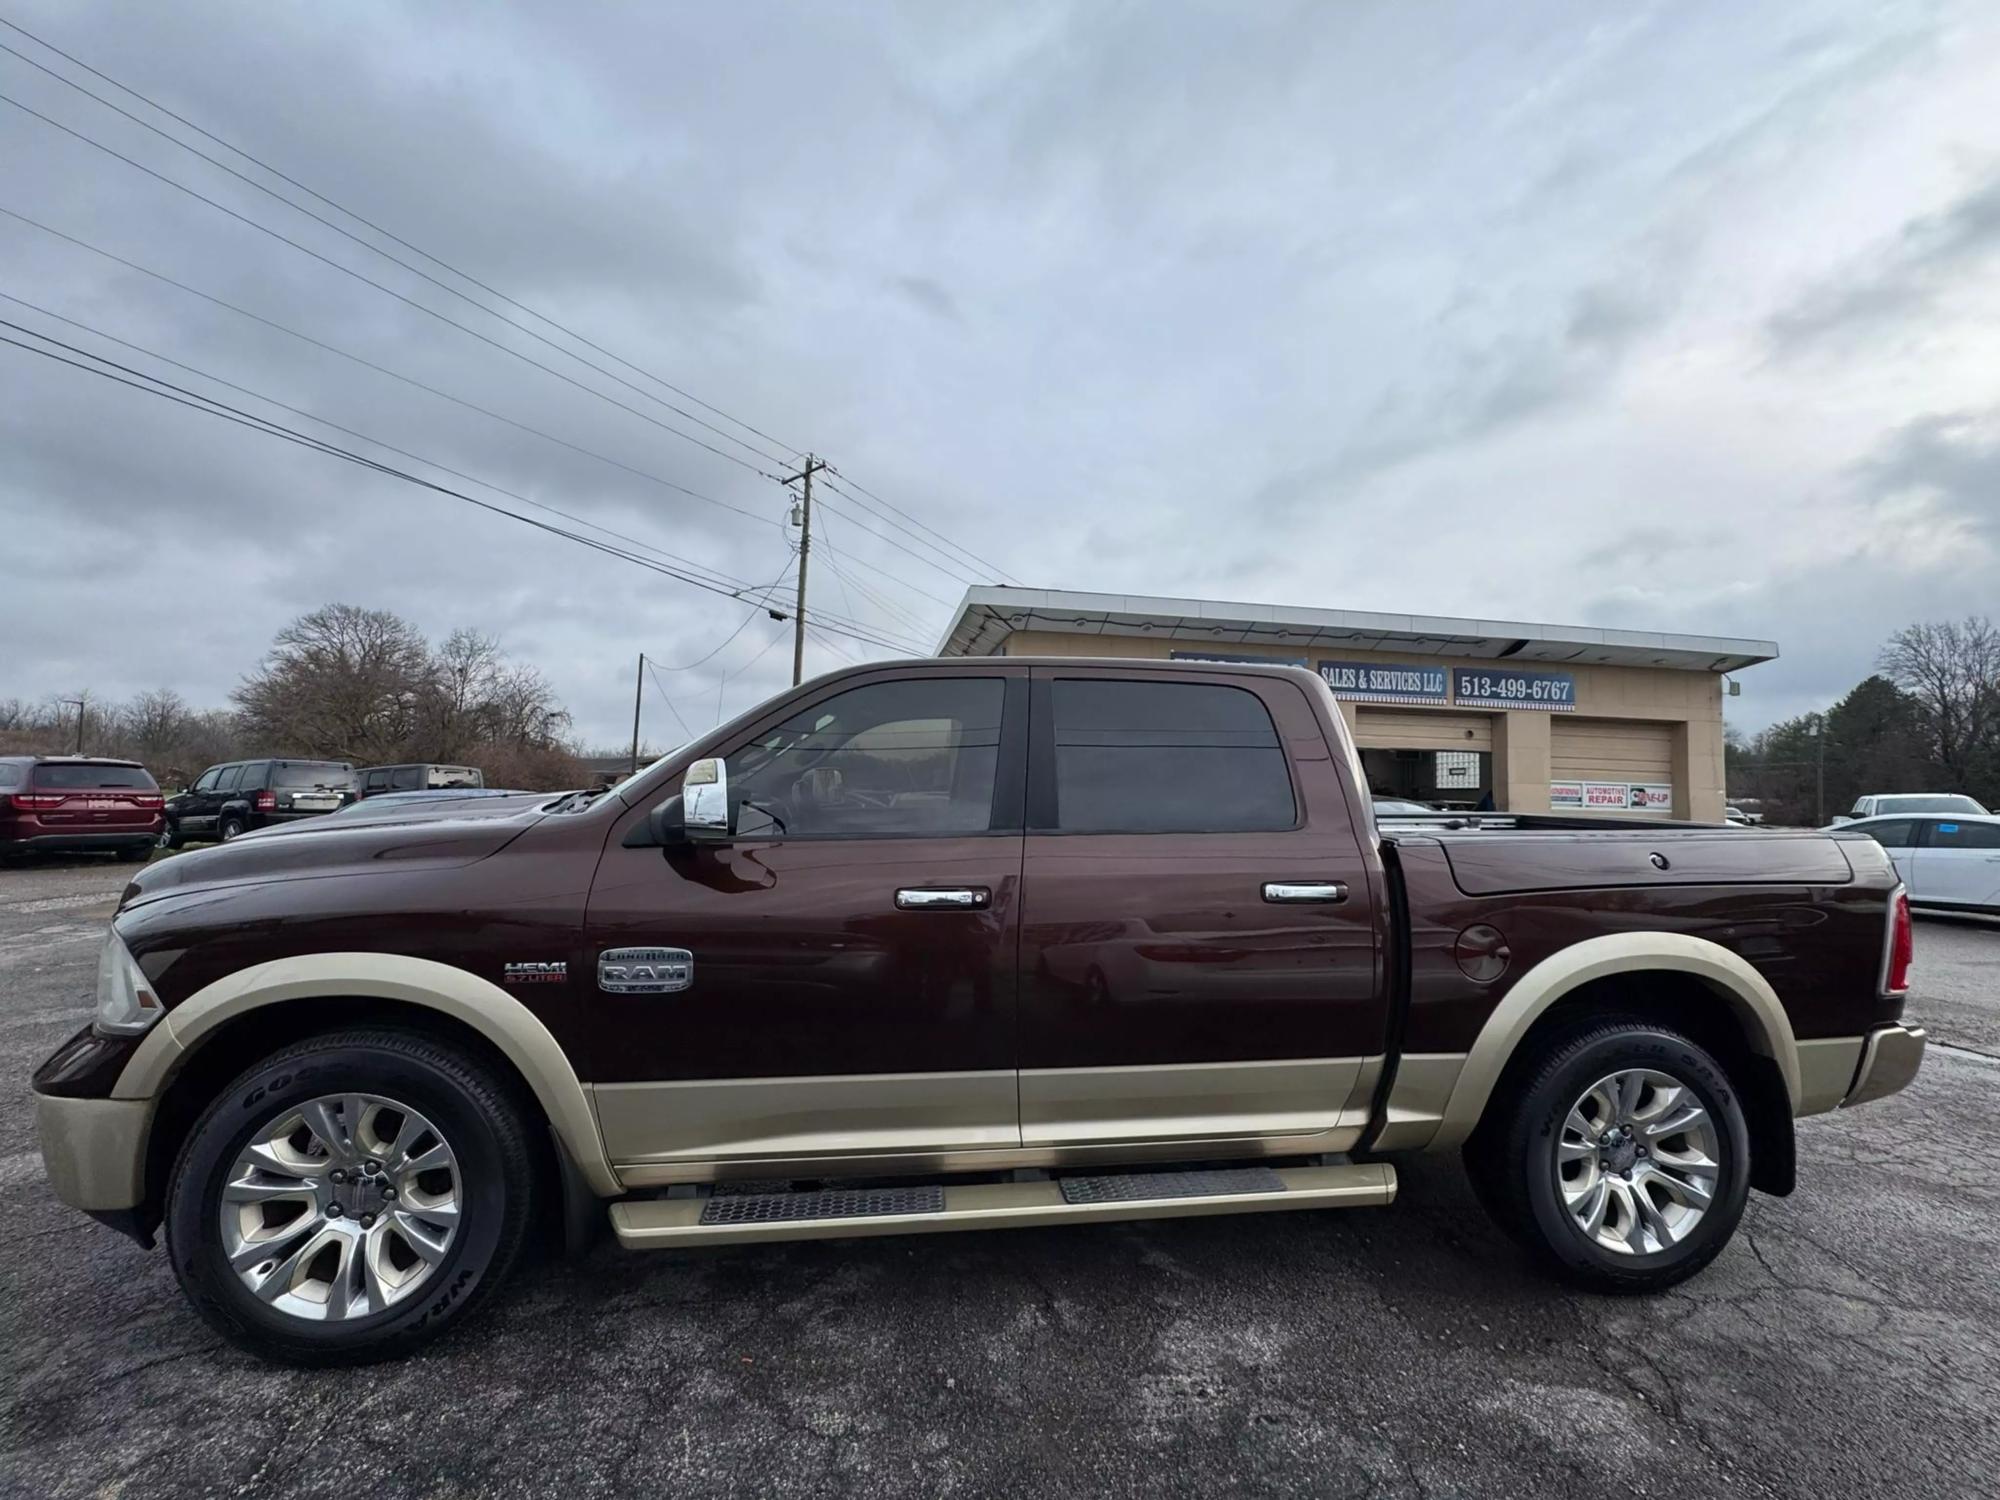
[1019,1056,1374,1147]
[1795,1036,1866,1116]
[610,1161,1397,1249]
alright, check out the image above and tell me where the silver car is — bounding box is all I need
[1837,813,2000,916]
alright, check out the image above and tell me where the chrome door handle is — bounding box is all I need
[1263,881,1348,904]
[896,887,991,910]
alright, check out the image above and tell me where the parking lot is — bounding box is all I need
[1,857,1994,1499]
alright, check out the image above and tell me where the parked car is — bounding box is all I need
[1833,812,2000,915]
[0,756,163,861]
[355,763,484,799]
[1371,795,1439,816]
[161,759,357,848]
[1834,792,1989,824]
[34,657,1921,1364]
[1724,805,1760,826]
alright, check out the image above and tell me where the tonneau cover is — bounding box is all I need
[1437,829,1855,897]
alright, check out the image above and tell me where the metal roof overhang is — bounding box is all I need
[935,587,1778,675]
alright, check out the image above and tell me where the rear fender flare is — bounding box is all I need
[114,951,620,1195]
[1430,932,1799,1151]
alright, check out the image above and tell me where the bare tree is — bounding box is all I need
[233,604,431,762]
[1877,617,2000,792]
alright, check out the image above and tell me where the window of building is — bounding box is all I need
[1049,679,1294,834]
[728,677,1004,838]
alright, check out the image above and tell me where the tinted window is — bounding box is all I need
[217,765,247,791]
[391,767,424,791]
[1928,820,2000,850]
[0,763,22,789]
[1049,679,1295,834]
[364,769,391,791]
[727,677,1004,838]
[276,763,356,789]
[1860,819,1919,849]
[193,766,223,792]
[31,763,157,790]
[237,761,271,789]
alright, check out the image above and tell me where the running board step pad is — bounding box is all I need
[609,1162,1395,1249]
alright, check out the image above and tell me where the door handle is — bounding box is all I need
[1263,881,1348,904]
[896,887,991,911]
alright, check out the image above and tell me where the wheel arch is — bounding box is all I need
[1431,933,1800,1154]
[117,953,620,1201]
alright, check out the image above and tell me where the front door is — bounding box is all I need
[1015,668,1383,1150]
[588,668,1028,1173]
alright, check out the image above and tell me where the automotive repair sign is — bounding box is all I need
[1551,781,1672,811]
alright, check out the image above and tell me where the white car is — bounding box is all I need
[1835,813,2000,915]
[1835,793,1989,824]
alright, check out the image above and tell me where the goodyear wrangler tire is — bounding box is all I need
[1477,1018,1753,1293]
[165,1028,535,1365]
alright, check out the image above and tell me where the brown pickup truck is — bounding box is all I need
[33,657,1925,1364]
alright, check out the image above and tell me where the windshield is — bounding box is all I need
[1880,794,1987,814]
[602,750,681,806]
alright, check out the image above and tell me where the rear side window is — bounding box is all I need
[237,761,271,789]
[0,763,22,789]
[34,763,157,790]
[277,763,356,789]
[217,765,245,791]
[1860,819,1919,849]
[1927,820,2000,850]
[391,766,424,791]
[1048,679,1295,834]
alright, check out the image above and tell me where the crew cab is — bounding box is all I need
[32,659,1924,1365]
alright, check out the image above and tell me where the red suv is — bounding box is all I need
[0,757,164,862]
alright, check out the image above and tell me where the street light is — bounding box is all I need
[61,698,85,755]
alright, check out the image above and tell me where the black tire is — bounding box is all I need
[165,1028,536,1365]
[159,822,184,851]
[1470,1017,1752,1293]
[217,815,245,843]
[117,843,150,863]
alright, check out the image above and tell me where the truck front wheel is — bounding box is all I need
[1473,1019,1753,1292]
[164,1028,536,1364]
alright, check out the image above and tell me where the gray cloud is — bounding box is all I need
[1,0,1997,748]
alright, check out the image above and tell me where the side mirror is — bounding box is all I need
[682,757,733,841]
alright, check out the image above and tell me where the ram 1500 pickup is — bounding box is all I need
[33,658,1925,1364]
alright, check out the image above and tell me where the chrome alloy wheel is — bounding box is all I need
[219,1093,462,1321]
[1556,1068,1721,1256]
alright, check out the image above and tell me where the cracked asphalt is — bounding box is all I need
[1,856,1994,1499]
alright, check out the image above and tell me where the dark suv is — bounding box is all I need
[162,759,357,847]
[356,762,483,798]
[0,757,163,861]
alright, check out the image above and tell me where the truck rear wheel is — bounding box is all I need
[165,1028,536,1364]
[1473,1018,1752,1292]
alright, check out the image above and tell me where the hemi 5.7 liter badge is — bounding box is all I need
[503,961,567,985]
[599,947,694,994]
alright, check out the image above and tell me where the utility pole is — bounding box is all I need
[1814,712,1826,827]
[62,698,85,755]
[779,453,827,686]
[630,654,644,777]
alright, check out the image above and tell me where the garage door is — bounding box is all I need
[1551,718,1672,782]
[1352,708,1493,753]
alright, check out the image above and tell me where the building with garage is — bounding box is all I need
[935,587,1777,822]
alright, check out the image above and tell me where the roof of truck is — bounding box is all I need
[935,586,1778,674]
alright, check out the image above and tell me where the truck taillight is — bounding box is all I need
[255,790,276,811]
[9,792,64,810]
[1885,888,1913,995]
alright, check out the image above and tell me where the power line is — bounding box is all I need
[815,520,939,642]
[822,469,1018,584]
[0,89,789,481]
[650,561,798,673]
[0,13,804,461]
[0,207,778,530]
[0,326,926,653]
[0,291,764,599]
[642,658,695,744]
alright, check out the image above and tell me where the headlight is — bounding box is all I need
[95,933,163,1037]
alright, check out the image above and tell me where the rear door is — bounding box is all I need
[1016,667,1383,1150]
[1853,817,1919,889]
[585,666,1029,1172]
[1912,818,2000,909]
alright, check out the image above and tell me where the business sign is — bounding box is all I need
[1435,751,1481,789]
[1551,781,1672,812]
[1317,660,1450,705]
[1170,650,1308,667]
[1454,668,1577,711]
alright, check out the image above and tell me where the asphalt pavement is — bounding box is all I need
[1,855,1994,1499]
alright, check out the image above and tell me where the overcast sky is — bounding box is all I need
[3,1,1997,750]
